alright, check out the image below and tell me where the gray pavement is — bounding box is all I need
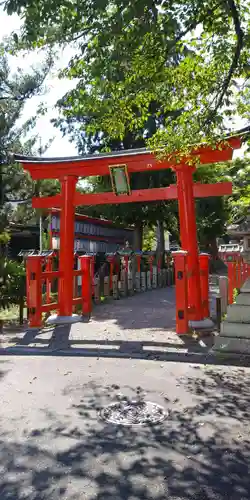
[0,288,250,499]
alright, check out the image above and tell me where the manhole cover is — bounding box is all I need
[100,400,166,426]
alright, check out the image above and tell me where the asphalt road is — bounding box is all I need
[0,354,250,500]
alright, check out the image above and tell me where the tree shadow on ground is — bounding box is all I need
[10,323,214,352]
[3,324,250,368]
[0,360,10,380]
[1,370,250,500]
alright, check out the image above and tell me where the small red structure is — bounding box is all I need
[49,208,134,253]
[15,136,241,327]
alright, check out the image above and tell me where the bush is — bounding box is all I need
[0,258,26,310]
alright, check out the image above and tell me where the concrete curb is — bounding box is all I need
[0,345,250,367]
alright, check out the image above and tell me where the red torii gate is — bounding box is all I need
[15,136,241,326]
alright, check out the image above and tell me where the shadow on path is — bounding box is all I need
[1,371,250,499]
[0,324,249,368]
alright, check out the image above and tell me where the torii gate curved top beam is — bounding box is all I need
[14,136,241,180]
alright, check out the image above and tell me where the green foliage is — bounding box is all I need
[5,0,250,154]
[193,156,250,247]
[0,258,25,309]
[226,157,250,221]
[0,40,54,231]
[142,227,156,251]
[233,287,239,303]
[0,231,10,245]
[0,39,56,311]
[4,0,249,248]
[42,230,50,250]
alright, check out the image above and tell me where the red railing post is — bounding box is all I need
[235,256,241,289]
[228,260,237,305]
[172,251,189,334]
[124,255,129,273]
[26,255,43,328]
[199,253,210,318]
[73,253,79,300]
[79,255,92,316]
[136,254,141,273]
[45,255,53,303]
[90,255,96,296]
[149,255,154,279]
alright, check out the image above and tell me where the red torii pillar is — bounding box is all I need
[46,174,82,324]
[58,175,77,318]
[174,164,204,323]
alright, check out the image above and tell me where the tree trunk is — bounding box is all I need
[133,223,143,251]
[208,237,219,259]
[156,220,165,254]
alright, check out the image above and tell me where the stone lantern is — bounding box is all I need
[241,212,250,264]
[214,209,250,355]
[226,209,250,264]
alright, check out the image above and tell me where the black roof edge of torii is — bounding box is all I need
[12,125,250,165]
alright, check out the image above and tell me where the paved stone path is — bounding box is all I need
[1,287,250,499]
[1,287,216,356]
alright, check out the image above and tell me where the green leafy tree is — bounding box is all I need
[226,156,250,221]
[193,156,250,254]
[0,41,54,231]
[0,41,54,315]
[5,0,250,152]
[4,0,249,250]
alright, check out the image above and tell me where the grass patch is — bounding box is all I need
[0,305,20,321]
[0,305,27,327]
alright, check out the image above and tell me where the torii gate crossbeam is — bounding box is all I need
[32,182,232,209]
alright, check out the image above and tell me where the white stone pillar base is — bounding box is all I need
[46,314,83,325]
[189,318,214,330]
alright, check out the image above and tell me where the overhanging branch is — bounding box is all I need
[166,1,223,55]
[210,0,244,116]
